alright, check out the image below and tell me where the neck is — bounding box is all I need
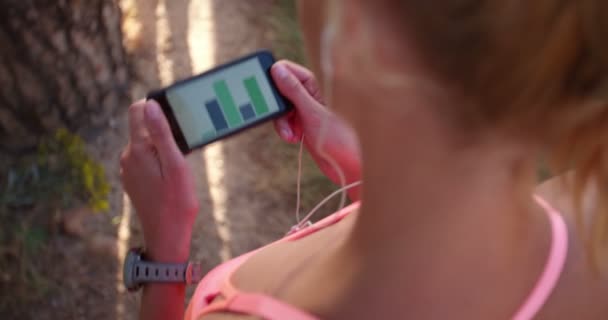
[346,103,540,258]
[316,68,555,317]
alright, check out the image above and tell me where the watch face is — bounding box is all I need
[123,248,142,292]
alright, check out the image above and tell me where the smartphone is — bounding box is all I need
[147,50,292,154]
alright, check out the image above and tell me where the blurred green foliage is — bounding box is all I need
[1,128,110,213]
[0,128,109,306]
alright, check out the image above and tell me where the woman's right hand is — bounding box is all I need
[271,60,361,200]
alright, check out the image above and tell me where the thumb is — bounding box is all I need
[272,63,319,110]
[144,100,185,174]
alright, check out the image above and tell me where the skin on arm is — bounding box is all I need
[120,63,358,319]
[120,100,199,320]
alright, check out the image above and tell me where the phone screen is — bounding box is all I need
[165,57,281,148]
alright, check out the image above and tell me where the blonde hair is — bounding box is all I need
[328,0,608,266]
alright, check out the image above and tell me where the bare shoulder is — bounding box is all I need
[197,215,356,320]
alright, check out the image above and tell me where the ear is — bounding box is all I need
[325,0,369,80]
[337,2,426,84]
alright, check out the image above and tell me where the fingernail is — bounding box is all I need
[281,127,293,140]
[145,101,161,120]
[274,64,289,80]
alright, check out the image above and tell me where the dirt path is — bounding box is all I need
[115,0,307,318]
[121,0,302,270]
[15,1,315,319]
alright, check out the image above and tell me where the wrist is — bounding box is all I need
[144,232,192,263]
[145,245,190,263]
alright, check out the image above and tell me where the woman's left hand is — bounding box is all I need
[120,100,199,262]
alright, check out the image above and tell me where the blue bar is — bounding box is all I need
[205,99,228,131]
[239,103,256,121]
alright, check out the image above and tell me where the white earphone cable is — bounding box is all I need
[292,133,362,233]
[295,134,305,224]
[290,0,359,233]
[296,180,362,230]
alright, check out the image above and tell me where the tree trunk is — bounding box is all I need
[0,0,129,153]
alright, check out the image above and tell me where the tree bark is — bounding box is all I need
[0,0,130,153]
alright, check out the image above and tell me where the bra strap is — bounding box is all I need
[512,196,569,320]
[197,276,318,319]
[198,292,318,320]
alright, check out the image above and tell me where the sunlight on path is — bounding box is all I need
[156,0,176,86]
[115,0,143,317]
[115,1,233,317]
[188,0,233,262]
[116,0,178,318]
[202,146,233,261]
[188,0,216,74]
[115,193,132,319]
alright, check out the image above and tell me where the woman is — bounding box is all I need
[120,0,608,319]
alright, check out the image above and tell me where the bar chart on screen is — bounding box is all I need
[203,75,270,139]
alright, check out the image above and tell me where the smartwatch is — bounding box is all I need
[123,247,203,292]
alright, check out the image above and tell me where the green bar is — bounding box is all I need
[213,80,242,127]
[243,76,269,116]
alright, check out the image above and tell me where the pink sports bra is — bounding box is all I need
[185,196,568,320]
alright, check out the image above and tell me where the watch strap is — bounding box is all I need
[133,261,203,284]
[124,248,204,291]
[133,261,188,283]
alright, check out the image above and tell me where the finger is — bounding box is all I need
[128,100,149,143]
[274,116,299,143]
[143,100,185,174]
[277,60,323,103]
[275,111,304,142]
[272,63,321,110]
